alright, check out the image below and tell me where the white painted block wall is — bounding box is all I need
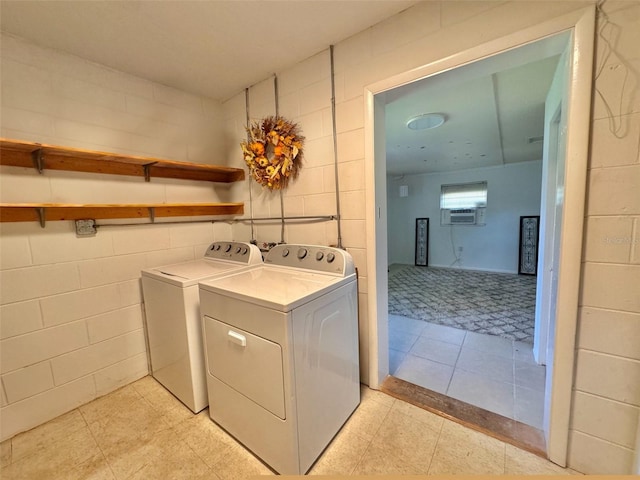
[221,0,639,474]
[0,33,231,441]
[0,0,638,474]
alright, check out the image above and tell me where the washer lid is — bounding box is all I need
[199,266,355,312]
[142,260,247,287]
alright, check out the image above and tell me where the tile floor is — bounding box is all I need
[389,314,546,429]
[0,375,578,479]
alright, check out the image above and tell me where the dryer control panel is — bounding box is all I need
[264,244,355,276]
[204,242,262,264]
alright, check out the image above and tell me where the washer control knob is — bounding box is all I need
[297,248,308,259]
[282,248,289,257]
[225,244,232,253]
[316,251,324,261]
[326,252,336,263]
[235,247,242,254]
[214,244,221,251]
[241,247,248,255]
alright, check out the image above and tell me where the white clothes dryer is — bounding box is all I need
[141,241,261,413]
[198,244,360,474]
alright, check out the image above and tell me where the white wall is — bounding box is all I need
[0,34,233,441]
[387,161,542,273]
[224,0,637,474]
[1,0,638,474]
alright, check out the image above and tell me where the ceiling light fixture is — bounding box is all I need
[407,113,446,131]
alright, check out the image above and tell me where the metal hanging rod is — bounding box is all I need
[237,215,336,222]
[94,215,336,229]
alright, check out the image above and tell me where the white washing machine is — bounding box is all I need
[198,244,360,474]
[141,241,262,413]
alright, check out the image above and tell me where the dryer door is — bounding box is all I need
[203,316,286,419]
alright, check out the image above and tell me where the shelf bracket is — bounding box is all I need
[142,162,158,182]
[36,207,46,228]
[148,207,155,223]
[31,149,44,174]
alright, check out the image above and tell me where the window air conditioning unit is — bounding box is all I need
[441,208,477,225]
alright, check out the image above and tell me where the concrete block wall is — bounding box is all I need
[1,0,638,474]
[0,34,232,441]
[224,0,638,474]
[568,0,640,474]
[222,50,370,381]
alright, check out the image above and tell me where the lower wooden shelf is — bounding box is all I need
[0,203,244,226]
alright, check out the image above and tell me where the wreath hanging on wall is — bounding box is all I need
[240,116,304,191]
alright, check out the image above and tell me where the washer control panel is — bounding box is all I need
[265,244,354,276]
[204,242,262,264]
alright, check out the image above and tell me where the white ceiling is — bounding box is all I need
[0,0,418,102]
[383,33,568,175]
[1,1,568,176]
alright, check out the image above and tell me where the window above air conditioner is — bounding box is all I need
[440,181,487,226]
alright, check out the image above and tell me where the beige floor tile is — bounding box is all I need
[172,412,239,468]
[339,391,394,440]
[211,442,274,480]
[369,405,441,471]
[79,385,142,425]
[308,427,370,475]
[505,444,575,475]
[58,451,115,480]
[1,427,101,480]
[10,409,88,462]
[391,398,445,431]
[428,419,506,475]
[101,427,185,479]
[87,399,173,456]
[130,375,166,398]
[140,386,194,427]
[127,438,213,480]
[360,384,395,408]
[1,439,11,467]
[352,443,427,475]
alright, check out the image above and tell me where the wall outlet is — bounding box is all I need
[75,219,97,236]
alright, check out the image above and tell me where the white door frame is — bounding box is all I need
[364,6,594,466]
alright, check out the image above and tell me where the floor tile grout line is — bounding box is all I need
[77,406,118,480]
[444,330,466,395]
[349,397,398,475]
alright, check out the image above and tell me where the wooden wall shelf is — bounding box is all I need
[0,138,245,183]
[0,139,246,228]
[0,203,244,227]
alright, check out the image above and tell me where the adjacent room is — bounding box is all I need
[383,33,568,431]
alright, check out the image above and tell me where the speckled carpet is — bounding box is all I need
[388,265,537,343]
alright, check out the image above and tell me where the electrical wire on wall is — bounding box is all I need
[448,225,462,267]
[330,45,344,249]
[274,75,286,245]
[245,87,256,242]
[594,0,638,139]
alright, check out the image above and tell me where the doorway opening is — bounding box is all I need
[364,7,594,466]
[383,33,569,446]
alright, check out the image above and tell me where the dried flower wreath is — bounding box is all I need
[240,116,304,190]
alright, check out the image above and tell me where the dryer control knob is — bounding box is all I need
[282,248,289,257]
[241,247,248,255]
[326,253,336,263]
[316,252,324,261]
[297,248,308,259]
[235,247,242,254]
[225,244,232,252]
